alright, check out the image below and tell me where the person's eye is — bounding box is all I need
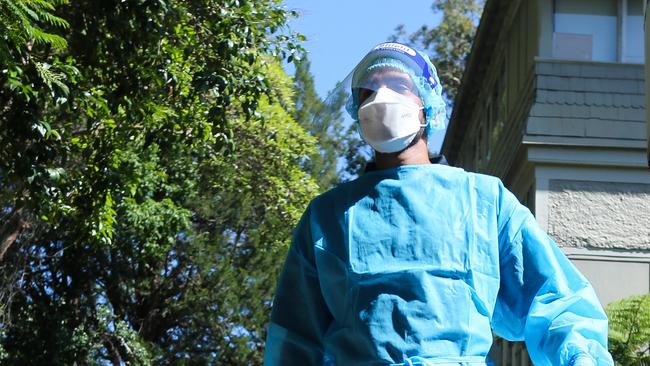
[399,84,412,92]
[358,88,373,104]
[385,83,405,93]
[395,83,417,95]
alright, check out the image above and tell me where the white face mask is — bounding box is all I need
[357,87,426,153]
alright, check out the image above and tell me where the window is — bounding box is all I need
[553,0,618,62]
[552,0,644,63]
[623,0,644,63]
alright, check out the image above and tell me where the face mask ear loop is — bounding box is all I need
[419,106,428,128]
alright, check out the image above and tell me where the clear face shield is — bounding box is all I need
[325,42,448,158]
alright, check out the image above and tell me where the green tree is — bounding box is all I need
[606,293,650,365]
[0,0,72,262]
[0,0,69,72]
[0,0,73,337]
[292,56,338,190]
[292,56,372,186]
[0,0,315,364]
[392,0,484,102]
[292,56,345,190]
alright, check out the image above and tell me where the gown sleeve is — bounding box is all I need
[492,181,614,366]
[263,206,333,366]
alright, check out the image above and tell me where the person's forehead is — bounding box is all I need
[362,68,414,85]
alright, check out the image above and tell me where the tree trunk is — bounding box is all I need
[0,207,27,262]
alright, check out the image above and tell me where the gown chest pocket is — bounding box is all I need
[348,204,471,276]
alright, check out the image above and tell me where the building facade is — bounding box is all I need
[646,0,649,164]
[442,0,649,363]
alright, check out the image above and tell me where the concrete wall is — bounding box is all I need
[572,258,650,305]
[547,180,650,249]
[531,163,650,305]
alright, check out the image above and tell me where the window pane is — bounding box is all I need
[553,0,617,62]
[624,0,644,63]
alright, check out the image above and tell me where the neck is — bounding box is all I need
[374,138,431,170]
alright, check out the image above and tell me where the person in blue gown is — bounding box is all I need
[263,42,614,366]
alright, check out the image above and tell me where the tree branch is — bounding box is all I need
[0,207,27,262]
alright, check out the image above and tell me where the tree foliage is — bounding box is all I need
[606,293,650,366]
[392,0,484,102]
[0,0,316,364]
[292,57,340,190]
[0,0,69,64]
[291,56,370,190]
[291,56,374,187]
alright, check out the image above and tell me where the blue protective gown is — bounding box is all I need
[264,164,613,366]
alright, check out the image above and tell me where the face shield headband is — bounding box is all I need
[370,43,438,90]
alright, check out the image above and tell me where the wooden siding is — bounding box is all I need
[453,0,539,181]
[527,60,646,143]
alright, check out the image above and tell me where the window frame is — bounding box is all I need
[551,0,644,64]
